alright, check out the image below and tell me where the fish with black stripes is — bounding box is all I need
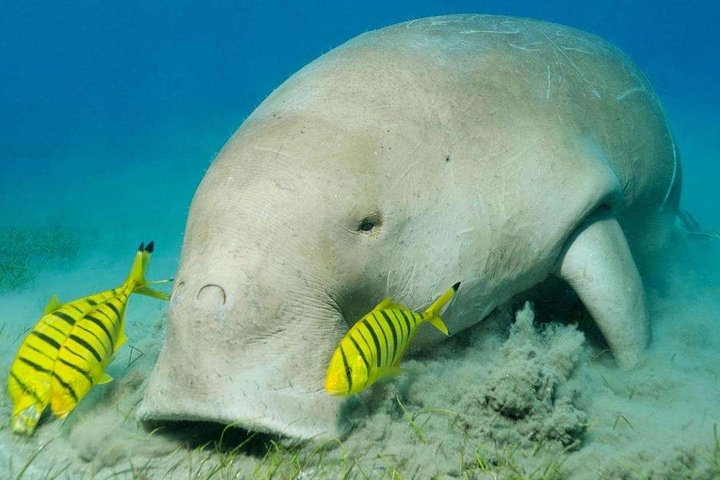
[7,241,170,435]
[325,282,460,396]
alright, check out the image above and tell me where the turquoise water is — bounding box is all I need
[1,1,719,234]
[1,1,719,478]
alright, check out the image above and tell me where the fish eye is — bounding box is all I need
[357,212,382,233]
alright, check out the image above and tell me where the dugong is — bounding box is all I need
[139,15,681,439]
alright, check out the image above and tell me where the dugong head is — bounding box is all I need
[139,24,481,439]
[140,114,411,437]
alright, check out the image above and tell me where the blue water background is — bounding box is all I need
[0,4,718,476]
[1,0,718,248]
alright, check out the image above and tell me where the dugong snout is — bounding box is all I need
[140,274,347,438]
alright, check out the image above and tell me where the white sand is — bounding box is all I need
[0,231,717,478]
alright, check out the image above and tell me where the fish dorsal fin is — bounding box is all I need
[391,304,413,313]
[372,298,394,311]
[372,298,409,312]
[44,294,63,314]
[97,372,113,384]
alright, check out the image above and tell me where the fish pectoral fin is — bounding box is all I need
[50,394,75,418]
[97,372,113,385]
[377,366,405,379]
[135,285,170,301]
[44,294,63,314]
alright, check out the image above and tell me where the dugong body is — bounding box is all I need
[140,15,680,439]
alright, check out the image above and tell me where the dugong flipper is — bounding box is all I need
[558,214,650,367]
[140,15,680,439]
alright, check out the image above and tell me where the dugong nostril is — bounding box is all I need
[196,284,227,307]
[171,281,186,307]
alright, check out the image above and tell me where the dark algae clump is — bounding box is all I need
[0,226,81,293]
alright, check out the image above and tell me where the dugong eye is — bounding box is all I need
[358,219,375,232]
[357,212,382,233]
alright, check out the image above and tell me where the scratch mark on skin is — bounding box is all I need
[460,29,521,35]
[545,65,551,99]
[253,146,296,160]
[661,134,678,208]
[560,46,594,54]
[430,19,456,26]
[508,42,542,52]
[543,33,601,99]
[616,87,646,101]
[455,228,475,237]
[385,269,393,297]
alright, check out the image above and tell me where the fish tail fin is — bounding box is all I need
[8,380,49,436]
[126,241,171,300]
[421,282,460,336]
[10,404,44,436]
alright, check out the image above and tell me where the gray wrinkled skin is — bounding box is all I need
[139,15,680,439]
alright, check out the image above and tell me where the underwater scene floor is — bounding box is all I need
[0,94,718,479]
[0,225,718,479]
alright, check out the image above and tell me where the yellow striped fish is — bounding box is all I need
[7,241,170,435]
[325,282,460,396]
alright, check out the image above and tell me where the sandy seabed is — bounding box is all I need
[0,90,718,479]
[0,223,718,479]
